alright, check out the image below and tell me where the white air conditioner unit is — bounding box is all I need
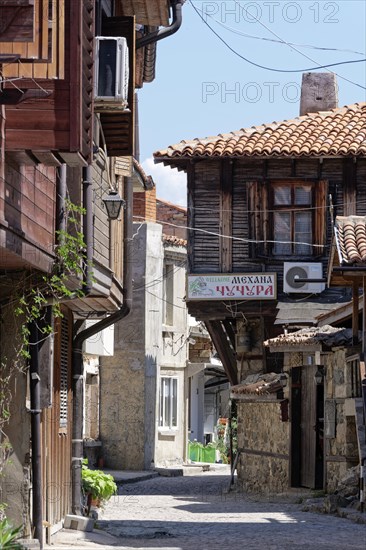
[94,36,129,111]
[283,262,325,294]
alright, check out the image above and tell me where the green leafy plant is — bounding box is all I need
[0,517,22,549]
[81,459,117,506]
[14,199,88,360]
[0,200,90,491]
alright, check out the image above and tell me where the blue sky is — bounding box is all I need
[139,0,366,205]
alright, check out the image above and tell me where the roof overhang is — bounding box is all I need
[328,216,366,287]
[116,0,170,26]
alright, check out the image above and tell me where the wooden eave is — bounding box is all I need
[187,298,278,321]
[115,0,170,26]
[328,239,366,287]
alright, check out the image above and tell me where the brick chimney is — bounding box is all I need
[133,185,157,222]
[300,72,338,116]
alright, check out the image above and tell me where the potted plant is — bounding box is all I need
[81,459,117,512]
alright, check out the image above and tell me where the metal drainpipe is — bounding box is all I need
[82,166,94,294]
[56,164,67,234]
[29,164,67,547]
[71,175,133,514]
[136,0,184,49]
[29,320,43,549]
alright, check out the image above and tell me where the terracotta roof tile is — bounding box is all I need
[264,325,353,348]
[154,103,366,163]
[335,215,366,265]
[162,234,187,247]
[231,373,284,396]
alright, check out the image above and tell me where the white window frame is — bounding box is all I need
[163,263,174,327]
[159,376,178,430]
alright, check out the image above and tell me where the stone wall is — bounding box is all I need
[237,401,290,493]
[323,349,359,492]
[100,223,163,470]
[189,334,212,363]
[0,306,31,533]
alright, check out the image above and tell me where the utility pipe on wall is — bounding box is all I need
[29,162,67,547]
[29,321,43,549]
[136,0,184,49]
[82,167,94,295]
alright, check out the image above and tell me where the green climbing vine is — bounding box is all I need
[14,199,87,358]
[0,199,89,516]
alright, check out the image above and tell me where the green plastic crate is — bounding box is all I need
[188,441,202,462]
[201,446,216,463]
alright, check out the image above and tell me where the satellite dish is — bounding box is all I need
[285,266,307,289]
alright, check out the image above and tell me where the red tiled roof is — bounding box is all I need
[335,215,366,265]
[162,234,187,247]
[154,103,366,162]
[231,373,284,396]
[264,325,353,348]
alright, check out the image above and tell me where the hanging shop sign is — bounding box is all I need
[187,273,277,301]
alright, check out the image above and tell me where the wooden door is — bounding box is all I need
[41,309,73,540]
[300,365,317,488]
[291,365,323,489]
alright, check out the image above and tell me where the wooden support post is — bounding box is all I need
[353,283,359,344]
[220,159,233,272]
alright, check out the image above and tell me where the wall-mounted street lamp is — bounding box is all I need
[314,366,325,386]
[279,373,288,388]
[102,190,125,220]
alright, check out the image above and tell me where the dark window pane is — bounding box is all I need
[274,186,291,205]
[294,211,312,254]
[273,212,291,255]
[294,186,312,205]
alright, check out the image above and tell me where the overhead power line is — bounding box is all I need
[208,15,365,57]
[189,1,366,90]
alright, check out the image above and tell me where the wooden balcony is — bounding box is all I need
[1,0,65,80]
[3,0,93,165]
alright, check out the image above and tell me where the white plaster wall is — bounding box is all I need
[189,372,205,443]
[100,223,163,469]
[144,223,164,469]
[154,245,189,467]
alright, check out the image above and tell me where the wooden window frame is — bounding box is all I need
[163,263,174,327]
[248,179,327,260]
[346,355,362,398]
[270,180,315,258]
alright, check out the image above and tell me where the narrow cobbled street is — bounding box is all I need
[51,468,366,550]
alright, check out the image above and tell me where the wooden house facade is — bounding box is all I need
[0,0,183,545]
[155,82,366,493]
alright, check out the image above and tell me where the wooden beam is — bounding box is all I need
[220,159,233,272]
[353,283,359,344]
[343,158,357,216]
[363,277,366,359]
[223,319,236,349]
[187,161,195,273]
[205,320,238,386]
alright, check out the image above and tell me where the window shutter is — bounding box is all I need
[314,179,328,256]
[247,181,268,257]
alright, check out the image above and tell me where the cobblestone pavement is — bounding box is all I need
[86,470,366,550]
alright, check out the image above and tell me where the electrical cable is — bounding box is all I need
[206,16,365,56]
[189,1,366,89]
[133,214,328,250]
[232,0,366,91]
